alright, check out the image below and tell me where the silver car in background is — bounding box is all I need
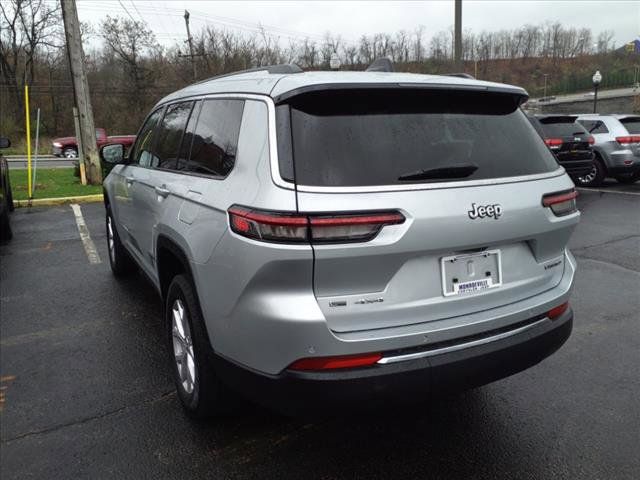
[101,63,579,417]
[576,114,640,186]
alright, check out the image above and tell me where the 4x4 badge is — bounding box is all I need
[468,203,503,220]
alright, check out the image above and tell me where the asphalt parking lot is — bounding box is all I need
[1,184,639,479]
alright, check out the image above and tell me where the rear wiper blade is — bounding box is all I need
[398,163,478,181]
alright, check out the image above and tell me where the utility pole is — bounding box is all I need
[184,10,197,81]
[61,0,101,184]
[543,73,549,99]
[454,0,462,70]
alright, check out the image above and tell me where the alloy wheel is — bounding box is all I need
[171,299,197,394]
[107,215,115,262]
[578,165,597,184]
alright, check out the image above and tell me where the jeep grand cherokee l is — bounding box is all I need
[101,64,578,417]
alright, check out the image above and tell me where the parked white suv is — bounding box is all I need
[576,114,640,186]
[101,63,578,417]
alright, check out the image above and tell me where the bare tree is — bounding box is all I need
[0,0,61,130]
[99,15,159,114]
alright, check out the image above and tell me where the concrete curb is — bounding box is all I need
[14,194,104,208]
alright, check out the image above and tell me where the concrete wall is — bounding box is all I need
[539,94,638,114]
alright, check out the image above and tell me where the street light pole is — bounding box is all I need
[592,70,602,113]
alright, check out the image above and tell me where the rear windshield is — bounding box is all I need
[279,89,558,187]
[620,117,640,134]
[538,118,588,138]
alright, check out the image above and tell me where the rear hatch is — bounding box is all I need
[538,116,594,174]
[618,116,640,157]
[276,87,578,333]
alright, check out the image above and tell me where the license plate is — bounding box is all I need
[441,249,502,297]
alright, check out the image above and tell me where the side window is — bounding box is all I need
[579,120,609,134]
[154,101,194,170]
[182,99,245,176]
[132,108,164,167]
[176,101,201,171]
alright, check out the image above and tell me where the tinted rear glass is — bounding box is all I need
[154,101,194,169]
[538,118,587,138]
[283,89,557,187]
[578,120,609,134]
[181,99,245,177]
[620,117,640,134]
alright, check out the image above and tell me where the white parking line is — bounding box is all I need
[70,204,102,264]
[576,188,640,196]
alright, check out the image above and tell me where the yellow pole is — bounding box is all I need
[25,85,32,198]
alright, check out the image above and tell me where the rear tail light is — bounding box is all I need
[289,352,383,371]
[548,301,569,320]
[542,189,578,217]
[544,138,563,150]
[588,136,595,145]
[616,135,640,145]
[228,206,405,244]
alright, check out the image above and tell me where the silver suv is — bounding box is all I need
[101,64,579,417]
[576,114,640,186]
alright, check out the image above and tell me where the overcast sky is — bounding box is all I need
[76,0,639,48]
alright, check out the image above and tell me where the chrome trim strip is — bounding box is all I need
[376,317,550,365]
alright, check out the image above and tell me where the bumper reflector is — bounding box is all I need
[289,352,383,371]
[548,301,569,320]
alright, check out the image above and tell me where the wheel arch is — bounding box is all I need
[156,235,195,300]
[592,148,608,173]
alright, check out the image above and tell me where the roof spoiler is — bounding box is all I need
[366,57,394,72]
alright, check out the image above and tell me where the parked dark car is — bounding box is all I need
[527,115,594,181]
[0,137,14,243]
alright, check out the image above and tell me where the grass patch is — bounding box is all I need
[10,168,102,200]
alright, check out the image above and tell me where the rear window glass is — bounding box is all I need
[620,117,640,134]
[282,89,558,187]
[578,120,609,134]
[538,119,587,138]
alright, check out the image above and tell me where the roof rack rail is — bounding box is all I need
[443,73,475,79]
[366,57,394,72]
[195,63,303,85]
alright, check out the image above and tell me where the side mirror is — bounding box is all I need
[0,137,11,149]
[100,143,125,164]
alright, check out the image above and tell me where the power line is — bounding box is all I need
[128,0,144,21]
[116,0,137,22]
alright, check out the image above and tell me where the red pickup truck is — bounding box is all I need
[52,128,136,158]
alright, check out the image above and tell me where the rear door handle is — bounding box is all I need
[155,185,171,198]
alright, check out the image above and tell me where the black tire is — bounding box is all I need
[575,157,606,187]
[614,172,640,184]
[166,274,234,418]
[106,206,135,276]
[0,206,12,243]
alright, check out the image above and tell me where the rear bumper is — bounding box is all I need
[608,163,640,175]
[214,309,573,414]
[605,149,640,174]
